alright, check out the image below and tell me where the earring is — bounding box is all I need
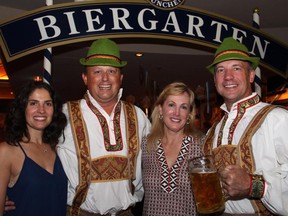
[186,118,190,125]
[159,114,163,120]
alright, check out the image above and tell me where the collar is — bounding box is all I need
[86,88,123,110]
[217,93,260,145]
[220,92,260,113]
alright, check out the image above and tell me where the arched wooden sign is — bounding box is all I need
[0,0,287,77]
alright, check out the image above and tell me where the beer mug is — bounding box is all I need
[188,155,225,214]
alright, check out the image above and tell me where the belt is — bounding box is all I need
[67,206,134,216]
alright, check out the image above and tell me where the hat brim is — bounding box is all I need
[207,54,260,74]
[80,58,127,68]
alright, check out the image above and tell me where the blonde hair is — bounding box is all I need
[147,82,199,152]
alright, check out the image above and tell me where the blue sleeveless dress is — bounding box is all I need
[6,143,67,216]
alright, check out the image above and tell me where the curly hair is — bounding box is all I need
[4,81,67,149]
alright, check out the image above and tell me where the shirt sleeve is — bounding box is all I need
[253,107,288,215]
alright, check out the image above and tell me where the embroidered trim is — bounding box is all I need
[67,99,139,216]
[217,114,228,147]
[123,101,139,194]
[204,104,278,214]
[84,93,123,151]
[216,95,260,146]
[157,136,190,193]
[67,101,91,216]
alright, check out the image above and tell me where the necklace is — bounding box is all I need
[30,142,48,153]
[41,144,48,153]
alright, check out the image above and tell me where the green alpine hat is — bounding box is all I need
[207,37,260,74]
[80,38,127,68]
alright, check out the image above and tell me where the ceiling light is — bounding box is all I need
[34,76,43,82]
[0,59,9,80]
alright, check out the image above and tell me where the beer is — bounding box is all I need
[188,155,225,214]
[190,171,225,214]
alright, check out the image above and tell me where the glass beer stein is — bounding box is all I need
[188,155,225,214]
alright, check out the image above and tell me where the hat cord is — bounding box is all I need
[86,54,121,62]
[214,50,250,61]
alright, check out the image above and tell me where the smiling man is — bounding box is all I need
[203,37,288,215]
[57,38,151,216]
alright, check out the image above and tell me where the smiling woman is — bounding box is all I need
[142,82,204,216]
[0,81,68,216]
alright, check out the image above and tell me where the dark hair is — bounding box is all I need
[4,81,67,148]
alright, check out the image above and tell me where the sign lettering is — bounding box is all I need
[0,1,287,77]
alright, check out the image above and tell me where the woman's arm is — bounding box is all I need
[0,142,13,216]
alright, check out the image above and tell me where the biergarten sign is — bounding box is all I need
[0,0,287,78]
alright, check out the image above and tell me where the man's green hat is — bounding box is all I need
[80,38,127,68]
[207,37,260,74]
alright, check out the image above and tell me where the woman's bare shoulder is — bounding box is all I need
[0,142,19,160]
